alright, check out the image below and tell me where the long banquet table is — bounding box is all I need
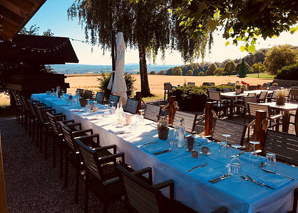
[32,93,298,213]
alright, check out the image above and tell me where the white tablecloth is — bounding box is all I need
[32,93,298,213]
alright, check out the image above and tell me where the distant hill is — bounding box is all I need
[51,63,177,74]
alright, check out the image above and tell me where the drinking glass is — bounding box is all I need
[219,141,227,157]
[169,141,177,152]
[139,109,145,123]
[110,102,115,114]
[264,152,276,171]
[249,141,261,167]
[230,144,242,182]
[103,104,110,118]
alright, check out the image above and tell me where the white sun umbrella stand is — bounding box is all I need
[107,32,128,105]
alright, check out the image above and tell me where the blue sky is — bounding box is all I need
[25,0,298,65]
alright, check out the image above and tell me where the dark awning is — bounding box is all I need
[0,0,47,41]
[0,34,79,64]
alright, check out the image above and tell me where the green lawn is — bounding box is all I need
[245,73,274,79]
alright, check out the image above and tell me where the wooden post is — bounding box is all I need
[168,96,176,124]
[204,102,214,136]
[0,134,7,213]
[135,92,142,115]
[254,110,267,151]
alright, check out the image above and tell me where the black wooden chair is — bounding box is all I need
[117,165,228,213]
[263,130,298,213]
[76,139,127,213]
[257,91,268,103]
[173,111,197,134]
[108,94,120,105]
[208,91,229,117]
[11,92,22,123]
[76,88,84,95]
[266,90,278,102]
[247,92,257,97]
[124,99,140,114]
[164,82,172,100]
[144,104,162,121]
[289,109,298,136]
[289,89,298,103]
[206,119,247,146]
[95,92,104,104]
[234,96,257,123]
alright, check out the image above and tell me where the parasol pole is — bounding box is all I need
[110,31,116,90]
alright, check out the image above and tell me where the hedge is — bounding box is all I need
[275,63,298,80]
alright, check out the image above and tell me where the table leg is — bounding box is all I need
[282,111,290,132]
[229,98,234,119]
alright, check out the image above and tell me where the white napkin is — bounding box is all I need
[70,109,84,112]
[257,174,290,188]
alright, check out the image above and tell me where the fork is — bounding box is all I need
[188,162,208,172]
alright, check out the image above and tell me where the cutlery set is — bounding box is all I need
[138,141,157,148]
[209,173,231,183]
[188,162,208,172]
[154,150,170,155]
[243,175,275,190]
[261,168,294,181]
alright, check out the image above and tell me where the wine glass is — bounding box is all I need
[230,144,242,182]
[222,134,231,144]
[139,109,145,123]
[110,101,115,114]
[249,141,261,167]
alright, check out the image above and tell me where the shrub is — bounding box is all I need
[198,71,204,76]
[172,66,183,75]
[158,70,166,75]
[98,70,136,100]
[215,68,223,76]
[275,63,298,80]
[186,70,193,76]
[150,71,156,75]
[169,85,233,112]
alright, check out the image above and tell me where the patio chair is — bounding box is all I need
[289,89,298,103]
[188,82,195,86]
[76,88,84,95]
[234,96,258,122]
[76,139,127,213]
[117,165,228,213]
[173,111,197,134]
[108,94,120,105]
[222,88,232,92]
[257,91,268,103]
[266,90,278,102]
[164,82,172,100]
[95,92,104,104]
[11,91,22,123]
[144,104,162,121]
[248,85,258,91]
[124,98,140,114]
[59,122,116,203]
[208,91,229,117]
[247,92,257,97]
[205,119,247,146]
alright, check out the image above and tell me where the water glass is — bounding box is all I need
[169,141,177,152]
[218,141,227,157]
[265,152,276,171]
[230,160,242,182]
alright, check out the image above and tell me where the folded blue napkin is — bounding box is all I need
[193,167,223,180]
[257,174,290,188]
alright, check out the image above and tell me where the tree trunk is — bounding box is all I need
[138,43,151,97]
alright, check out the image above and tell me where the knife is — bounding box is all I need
[261,168,294,181]
[246,175,275,190]
[210,174,231,183]
[154,150,170,155]
[209,173,230,183]
[138,142,157,148]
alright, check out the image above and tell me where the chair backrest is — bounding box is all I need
[35,105,48,124]
[243,96,257,108]
[208,91,221,101]
[46,112,61,136]
[187,82,195,86]
[76,139,103,180]
[207,88,217,92]
[247,92,256,97]
[222,88,231,93]
[164,82,172,90]
[248,85,258,91]
[117,165,165,213]
[258,91,268,102]
[76,88,84,95]
[271,90,278,99]
[247,103,269,117]
[20,96,30,111]
[124,99,140,114]
[108,95,120,105]
[12,92,21,106]
[144,104,162,121]
[173,111,197,133]
[289,89,298,101]
[212,119,247,146]
[28,101,38,117]
[59,122,76,152]
[263,130,298,166]
[95,92,104,104]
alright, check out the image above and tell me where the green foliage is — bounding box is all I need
[206,63,217,75]
[150,71,156,75]
[19,25,40,35]
[158,70,166,75]
[186,70,193,76]
[223,60,236,75]
[215,68,223,76]
[251,62,266,73]
[264,45,298,75]
[236,62,251,73]
[172,66,183,75]
[43,29,54,36]
[276,63,298,80]
[198,71,204,76]
[97,70,136,99]
[169,85,233,112]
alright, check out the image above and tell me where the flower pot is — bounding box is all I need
[276,97,286,105]
[79,98,88,107]
[158,128,169,140]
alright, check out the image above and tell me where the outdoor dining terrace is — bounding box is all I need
[1,85,298,213]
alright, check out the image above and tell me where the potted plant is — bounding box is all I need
[276,89,288,105]
[157,115,169,140]
[235,84,242,94]
[79,91,92,107]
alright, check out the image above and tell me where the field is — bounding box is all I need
[65,74,273,96]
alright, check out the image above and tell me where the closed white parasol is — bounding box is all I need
[107,32,127,104]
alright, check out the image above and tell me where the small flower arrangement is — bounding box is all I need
[276,89,289,98]
[272,83,278,87]
[157,115,168,130]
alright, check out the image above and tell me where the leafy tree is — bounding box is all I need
[206,63,217,76]
[198,71,204,76]
[215,68,223,76]
[43,29,54,36]
[251,62,266,78]
[19,24,39,35]
[172,67,182,75]
[236,62,251,74]
[174,1,298,53]
[158,70,166,75]
[68,0,209,97]
[186,70,193,76]
[264,45,298,75]
[150,71,156,75]
[223,60,236,76]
